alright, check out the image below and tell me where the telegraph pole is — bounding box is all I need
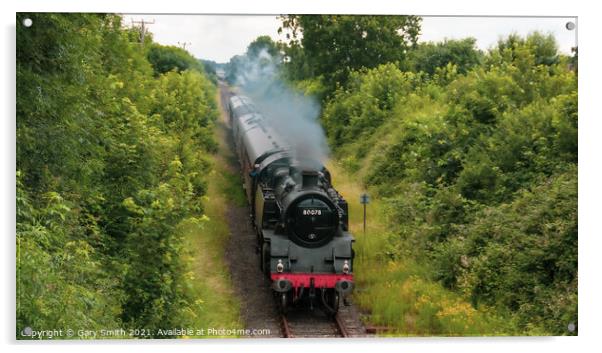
[178,41,192,50]
[131,18,155,46]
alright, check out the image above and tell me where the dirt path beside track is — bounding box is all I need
[217,83,281,338]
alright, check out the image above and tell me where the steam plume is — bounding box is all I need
[230,49,330,170]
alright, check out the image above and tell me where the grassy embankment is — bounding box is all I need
[178,94,246,337]
[327,161,516,336]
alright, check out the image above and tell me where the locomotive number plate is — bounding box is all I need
[303,209,322,216]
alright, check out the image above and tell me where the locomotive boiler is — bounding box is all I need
[227,94,355,314]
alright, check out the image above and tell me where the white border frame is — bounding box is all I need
[3,1,599,353]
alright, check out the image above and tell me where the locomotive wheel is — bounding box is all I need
[323,289,340,316]
[279,292,288,314]
[331,290,340,313]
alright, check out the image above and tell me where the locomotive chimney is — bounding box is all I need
[301,170,319,188]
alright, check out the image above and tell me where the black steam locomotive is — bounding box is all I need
[227,94,355,314]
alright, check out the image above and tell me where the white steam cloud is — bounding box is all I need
[232,49,330,170]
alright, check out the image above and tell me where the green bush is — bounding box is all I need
[322,63,425,147]
[434,167,577,334]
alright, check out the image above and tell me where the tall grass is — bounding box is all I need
[178,102,244,337]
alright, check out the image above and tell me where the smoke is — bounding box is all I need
[231,48,330,170]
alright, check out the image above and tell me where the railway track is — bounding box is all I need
[280,313,346,338]
[279,304,366,338]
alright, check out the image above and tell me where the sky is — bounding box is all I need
[122,14,578,63]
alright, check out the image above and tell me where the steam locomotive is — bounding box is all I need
[227,94,355,314]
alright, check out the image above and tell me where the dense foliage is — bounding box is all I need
[320,33,577,334]
[405,38,483,75]
[278,15,421,93]
[275,16,577,335]
[147,43,205,75]
[16,13,218,338]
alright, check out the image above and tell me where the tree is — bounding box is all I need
[147,44,205,76]
[225,54,245,85]
[407,38,483,75]
[246,35,280,59]
[491,32,560,67]
[278,15,421,90]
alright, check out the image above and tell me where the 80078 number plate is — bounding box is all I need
[302,209,322,216]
